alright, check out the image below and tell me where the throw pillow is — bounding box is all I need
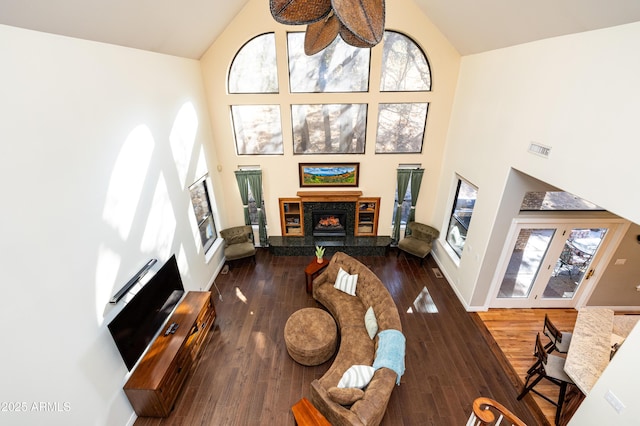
[364,306,378,339]
[327,387,365,406]
[334,267,358,296]
[337,365,375,389]
[225,233,248,246]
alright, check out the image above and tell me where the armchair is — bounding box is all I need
[397,222,439,265]
[220,225,256,266]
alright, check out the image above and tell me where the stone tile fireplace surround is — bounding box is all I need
[304,202,355,237]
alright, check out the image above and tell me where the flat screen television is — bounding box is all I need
[108,254,185,370]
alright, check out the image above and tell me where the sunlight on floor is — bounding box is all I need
[407,286,438,313]
[235,286,247,303]
[253,331,268,359]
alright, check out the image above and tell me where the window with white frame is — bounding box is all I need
[227,30,431,155]
[446,178,478,257]
[189,175,218,253]
[247,183,266,226]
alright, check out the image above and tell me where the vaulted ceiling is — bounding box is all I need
[1,0,640,58]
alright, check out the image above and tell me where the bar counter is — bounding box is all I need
[564,308,640,395]
[564,308,614,395]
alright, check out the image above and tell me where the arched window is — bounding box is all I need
[228,33,278,94]
[377,31,431,153]
[227,30,431,155]
[228,33,283,155]
[380,31,431,92]
[287,33,370,93]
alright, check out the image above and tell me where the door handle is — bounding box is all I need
[585,269,594,280]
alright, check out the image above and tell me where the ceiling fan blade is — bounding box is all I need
[270,0,332,25]
[305,13,340,55]
[339,23,376,48]
[332,0,385,45]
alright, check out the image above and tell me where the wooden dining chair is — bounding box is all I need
[543,314,573,354]
[518,333,574,425]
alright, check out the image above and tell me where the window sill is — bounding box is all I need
[440,240,461,267]
[204,238,224,264]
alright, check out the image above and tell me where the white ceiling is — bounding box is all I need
[1,0,640,58]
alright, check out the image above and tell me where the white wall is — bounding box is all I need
[588,223,640,306]
[568,321,640,425]
[429,23,640,422]
[0,25,222,425]
[431,22,640,308]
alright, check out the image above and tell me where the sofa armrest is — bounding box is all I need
[310,379,365,426]
[310,368,397,426]
[312,256,341,299]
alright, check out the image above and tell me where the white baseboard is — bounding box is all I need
[430,250,488,312]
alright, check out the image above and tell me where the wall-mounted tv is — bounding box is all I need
[108,254,185,370]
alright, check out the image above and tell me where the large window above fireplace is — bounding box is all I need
[227,30,432,155]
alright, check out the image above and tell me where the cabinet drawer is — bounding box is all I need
[158,348,193,412]
[190,303,216,355]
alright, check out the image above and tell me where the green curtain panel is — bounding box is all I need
[406,168,424,235]
[234,170,251,225]
[246,171,268,246]
[392,169,411,244]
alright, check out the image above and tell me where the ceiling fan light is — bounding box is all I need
[331,0,385,45]
[270,0,333,25]
[338,23,377,48]
[304,13,340,55]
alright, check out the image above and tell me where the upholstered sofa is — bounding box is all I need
[311,251,403,426]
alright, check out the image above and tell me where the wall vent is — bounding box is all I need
[528,142,551,158]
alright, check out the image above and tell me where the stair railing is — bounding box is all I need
[466,397,527,426]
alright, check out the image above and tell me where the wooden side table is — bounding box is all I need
[291,397,330,426]
[304,257,329,293]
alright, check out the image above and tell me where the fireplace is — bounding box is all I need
[312,210,347,237]
[303,201,356,237]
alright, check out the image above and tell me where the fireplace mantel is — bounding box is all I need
[296,190,362,203]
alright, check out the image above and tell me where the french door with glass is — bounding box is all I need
[491,219,621,308]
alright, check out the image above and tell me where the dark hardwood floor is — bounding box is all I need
[134,249,543,425]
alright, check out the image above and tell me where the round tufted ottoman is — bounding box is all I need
[284,307,337,366]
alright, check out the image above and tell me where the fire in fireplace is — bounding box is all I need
[312,210,347,236]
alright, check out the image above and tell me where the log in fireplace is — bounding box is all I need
[312,210,347,237]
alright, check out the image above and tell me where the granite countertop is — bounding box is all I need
[612,314,640,338]
[564,308,614,395]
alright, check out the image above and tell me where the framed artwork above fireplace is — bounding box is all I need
[299,163,359,188]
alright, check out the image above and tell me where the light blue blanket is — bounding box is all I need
[372,329,406,385]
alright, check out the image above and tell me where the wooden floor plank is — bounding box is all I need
[476,308,579,425]
[133,249,545,426]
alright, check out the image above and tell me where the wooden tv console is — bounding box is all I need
[124,291,216,417]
